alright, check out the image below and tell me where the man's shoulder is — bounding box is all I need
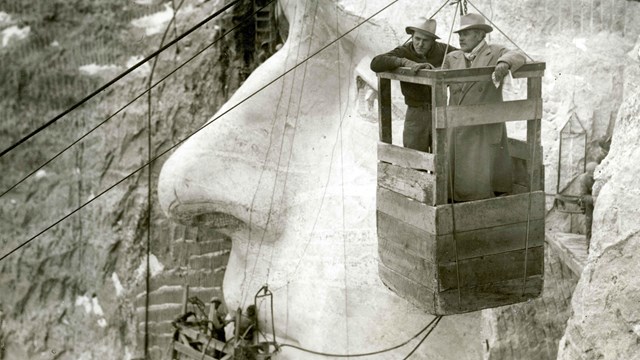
[446,49,465,58]
[486,43,508,52]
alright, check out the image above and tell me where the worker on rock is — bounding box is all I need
[209,296,230,358]
[442,13,526,202]
[578,162,598,249]
[370,18,456,152]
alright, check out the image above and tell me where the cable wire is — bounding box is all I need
[278,316,442,358]
[0,0,402,265]
[401,316,443,359]
[143,0,186,356]
[0,0,276,199]
[0,0,242,159]
[466,0,535,62]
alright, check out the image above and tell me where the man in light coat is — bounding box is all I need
[443,13,526,201]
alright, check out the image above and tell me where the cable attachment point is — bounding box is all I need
[449,0,468,15]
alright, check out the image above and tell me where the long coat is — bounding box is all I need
[443,42,526,201]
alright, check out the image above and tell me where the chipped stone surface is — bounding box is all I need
[557,68,640,359]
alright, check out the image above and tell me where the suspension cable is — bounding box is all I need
[144,0,186,356]
[240,0,317,307]
[0,0,402,263]
[466,0,535,62]
[0,0,242,159]
[0,0,276,199]
[402,0,452,44]
[278,316,442,358]
[401,316,443,360]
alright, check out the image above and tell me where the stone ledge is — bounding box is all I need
[546,232,588,275]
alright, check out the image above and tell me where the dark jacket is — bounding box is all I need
[370,42,456,107]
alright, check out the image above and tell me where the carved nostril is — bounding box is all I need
[168,201,244,229]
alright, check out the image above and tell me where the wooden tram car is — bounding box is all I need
[376,63,546,314]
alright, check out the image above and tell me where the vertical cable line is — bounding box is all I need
[0,0,276,199]
[335,2,350,354]
[143,0,186,356]
[241,0,307,306]
[0,0,402,265]
[0,0,242,159]
[242,0,320,307]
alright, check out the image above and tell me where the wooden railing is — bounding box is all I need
[376,62,546,205]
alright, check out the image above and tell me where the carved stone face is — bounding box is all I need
[158,1,482,358]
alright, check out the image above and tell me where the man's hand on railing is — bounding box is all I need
[401,59,435,73]
[492,62,510,82]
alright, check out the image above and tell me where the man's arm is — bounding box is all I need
[370,46,415,72]
[494,47,527,81]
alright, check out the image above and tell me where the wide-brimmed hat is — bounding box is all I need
[454,13,493,33]
[405,18,440,39]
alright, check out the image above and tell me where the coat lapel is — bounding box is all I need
[459,43,493,104]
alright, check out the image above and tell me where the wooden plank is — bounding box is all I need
[378,69,437,86]
[378,77,392,143]
[378,262,436,314]
[377,142,435,171]
[434,275,543,315]
[377,211,436,259]
[377,63,545,85]
[527,76,543,191]
[438,246,544,290]
[174,324,228,352]
[379,238,438,289]
[512,184,529,194]
[434,99,542,128]
[432,82,449,205]
[437,219,545,263]
[378,162,434,203]
[377,187,441,234]
[173,342,218,360]
[435,191,545,234]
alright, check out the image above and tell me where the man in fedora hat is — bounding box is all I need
[370,18,456,152]
[443,13,526,202]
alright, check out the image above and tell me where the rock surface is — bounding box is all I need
[557,54,640,359]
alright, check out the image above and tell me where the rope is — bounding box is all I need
[402,0,452,45]
[241,0,318,307]
[401,316,443,359]
[336,2,351,353]
[0,0,242,159]
[278,315,442,358]
[440,0,459,68]
[0,0,276,199]
[0,0,402,265]
[466,0,535,62]
[144,0,186,356]
[429,0,452,20]
[242,0,302,302]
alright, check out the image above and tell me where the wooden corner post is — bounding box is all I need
[378,77,392,144]
[527,76,543,191]
[432,82,449,205]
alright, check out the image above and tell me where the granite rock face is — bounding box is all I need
[557,61,640,360]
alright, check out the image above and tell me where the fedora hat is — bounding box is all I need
[405,18,440,39]
[454,13,493,33]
